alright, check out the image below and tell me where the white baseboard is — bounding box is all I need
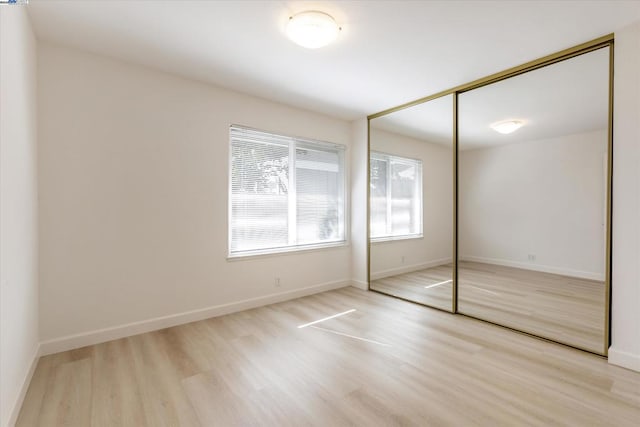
[40,279,350,356]
[608,346,640,372]
[460,255,605,281]
[350,280,369,290]
[7,343,40,427]
[370,258,452,281]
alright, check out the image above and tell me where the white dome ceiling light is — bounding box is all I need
[286,11,340,49]
[490,120,525,134]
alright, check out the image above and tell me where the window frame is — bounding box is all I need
[369,151,423,243]
[228,125,348,259]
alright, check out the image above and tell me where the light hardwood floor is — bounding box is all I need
[371,261,606,354]
[458,261,606,354]
[17,287,638,426]
[370,263,453,311]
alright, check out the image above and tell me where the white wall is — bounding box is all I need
[37,43,354,351]
[369,128,453,279]
[459,130,607,281]
[0,7,39,427]
[611,20,640,371]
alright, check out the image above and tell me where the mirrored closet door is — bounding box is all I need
[369,95,455,312]
[367,35,613,356]
[457,46,611,354]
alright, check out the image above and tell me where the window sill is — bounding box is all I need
[370,234,423,244]
[227,241,348,261]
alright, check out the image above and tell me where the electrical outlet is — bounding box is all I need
[401,255,406,264]
[274,277,281,287]
[528,254,536,261]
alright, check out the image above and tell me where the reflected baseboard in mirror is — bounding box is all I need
[457,261,605,353]
[370,263,453,311]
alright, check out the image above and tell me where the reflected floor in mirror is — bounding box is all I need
[370,264,453,311]
[457,261,605,354]
[17,287,639,426]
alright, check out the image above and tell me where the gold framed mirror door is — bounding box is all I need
[367,34,613,356]
[368,95,456,312]
[457,45,611,355]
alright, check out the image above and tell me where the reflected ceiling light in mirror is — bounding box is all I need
[490,120,525,134]
[286,11,340,49]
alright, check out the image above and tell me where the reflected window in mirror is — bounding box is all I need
[368,94,454,312]
[370,152,423,241]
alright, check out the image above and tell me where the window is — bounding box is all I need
[370,152,422,241]
[229,125,346,257]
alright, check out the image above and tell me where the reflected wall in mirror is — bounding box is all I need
[369,95,454,311]
[458,47,610,353]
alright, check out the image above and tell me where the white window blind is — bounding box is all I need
[370,152,422,241]
[230,125,346,257]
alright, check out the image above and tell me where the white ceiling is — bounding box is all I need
[371,46,610,149]
[371,94,454,145]
[459,47,609,149]
[27,1,640,121]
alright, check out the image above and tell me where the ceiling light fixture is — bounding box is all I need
[490,120,525,134]
[286,11,340,49]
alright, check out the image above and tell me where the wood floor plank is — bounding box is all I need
[372,261,606,353]
[16,287,640,426]
[37,358,93,426]
[371,263,454,311]
[457,261,606,353]
[127,332,200,427]
[89,339,148,427]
